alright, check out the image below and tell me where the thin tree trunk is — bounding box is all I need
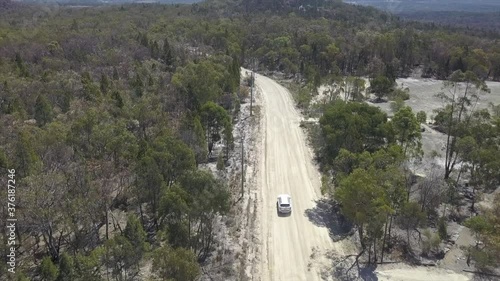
[368,243,371,264]
[188,216,191,247]
[139,204,145,228]
[471,185,477,213]
[388,215,393,241]
[358,225,364,249]
[105,203,109,241]
[470,164,477,213]
[381,218,389,263]
[444,90,456,180]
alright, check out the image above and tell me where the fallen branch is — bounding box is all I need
[334,254,359,267]
[375,261,403,265]
[462,269,500,277]
[347,249,365,274]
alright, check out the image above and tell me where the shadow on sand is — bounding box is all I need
[304,198,354,241]
[329,258,379,281]
[306,198,380,280]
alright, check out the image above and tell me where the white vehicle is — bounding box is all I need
[277,194,292,214]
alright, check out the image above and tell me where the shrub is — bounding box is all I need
[389,87,410,101]
[216,153,225,171]
[297,87,312,109]
[438,217,448,240]
[390,98,405,113]
[239,86,249,102]
[416,111,427,124]
[422,229,432,256]
[422,229,441,256]
[40,257,58,281]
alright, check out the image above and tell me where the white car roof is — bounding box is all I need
[278,194,291,204]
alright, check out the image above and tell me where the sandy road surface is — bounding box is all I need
[254,73,344,281]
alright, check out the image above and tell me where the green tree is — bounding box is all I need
[0,148,9,169]
[150,40,160,59]
[81,72,102,102]
[158,184,190,247]
[68,108,102,157]
[331,145,406,263]
[70,19,78,30]
[435,70,489,179]
[335,168,390,258]
[463,211,499,270]
[370,75,393,101]
[162,38,175,66]
[14,129,41,178]
[73,248,104,281]
[131,72,143,97]
[179,114,208,164]
[177,170,230,259]
[112,66,119,80]
[149,134,196,186]
[111,91,124,109]
[390,97,405,113]
[56,253,75,281]
[15,52,29,77]
[200,101,232,155]
[320,101,389,164]
[455,111,500,211]
[123,214,148,261]
[416,111,427,124]
[172,60,225,109]
[397,202,426,246]
[136,155,164,225]
[438,217,448,240]
[40,257,58,281]
[105,236,138,280]
[34,95,53,127]
[152,246,200,281]
[99,73,110,94]
[351,77,366,101]
[390,106,422,161]
[216,153,225,171]
[136,134,195,228]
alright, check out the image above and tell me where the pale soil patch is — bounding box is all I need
[376,263,473,281]
[440,224,474,272]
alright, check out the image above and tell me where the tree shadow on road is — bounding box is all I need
[327,255,379,281]
[358,265,378,281]
[304,198,354,241]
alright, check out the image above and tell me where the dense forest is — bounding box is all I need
[0,0,500,279]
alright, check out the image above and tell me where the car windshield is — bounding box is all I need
[280,203,290,207]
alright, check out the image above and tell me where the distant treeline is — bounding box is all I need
[346,0,500,13]
[399,11,500,35]
[199,0,500,82]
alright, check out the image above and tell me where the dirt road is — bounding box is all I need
[254,73,344,281]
